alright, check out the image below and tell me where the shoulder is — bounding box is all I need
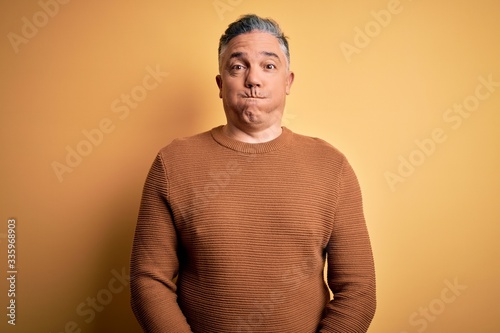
[158,129,214,157]
[290,129,347,162]
[290,130,362,189]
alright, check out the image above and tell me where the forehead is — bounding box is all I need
[223,31,285,60]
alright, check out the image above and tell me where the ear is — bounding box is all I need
[216,75,223,98]
[285,71,295,95]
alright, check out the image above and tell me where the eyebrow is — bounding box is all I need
[261,51,280,61]
[229,51,281,62]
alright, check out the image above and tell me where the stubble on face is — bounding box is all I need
[217,31,294,132]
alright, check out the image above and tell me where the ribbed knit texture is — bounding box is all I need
[130,126,376,333]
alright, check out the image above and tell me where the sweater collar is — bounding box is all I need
[211,125,293,154]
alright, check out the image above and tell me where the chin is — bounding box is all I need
[242,110,262,124]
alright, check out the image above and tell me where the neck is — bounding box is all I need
[222,123,283,143]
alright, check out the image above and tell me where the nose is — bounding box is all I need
[245,66,261,88]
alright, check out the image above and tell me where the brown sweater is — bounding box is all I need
[130,126,376,332]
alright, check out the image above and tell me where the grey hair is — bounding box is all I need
[218,14,290,71]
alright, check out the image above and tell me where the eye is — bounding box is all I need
[231,64,245,70]
[265,64,276,70]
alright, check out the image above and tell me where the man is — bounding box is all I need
[130,14,376,332]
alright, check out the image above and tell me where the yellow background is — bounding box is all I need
[1,0,499,332]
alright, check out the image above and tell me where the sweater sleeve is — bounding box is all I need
[130,153,193,333]
[318,159,376,332]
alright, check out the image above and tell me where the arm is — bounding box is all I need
[130,154,192,333]
[318,159,376,332]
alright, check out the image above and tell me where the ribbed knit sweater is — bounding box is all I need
[130,125,376,333]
